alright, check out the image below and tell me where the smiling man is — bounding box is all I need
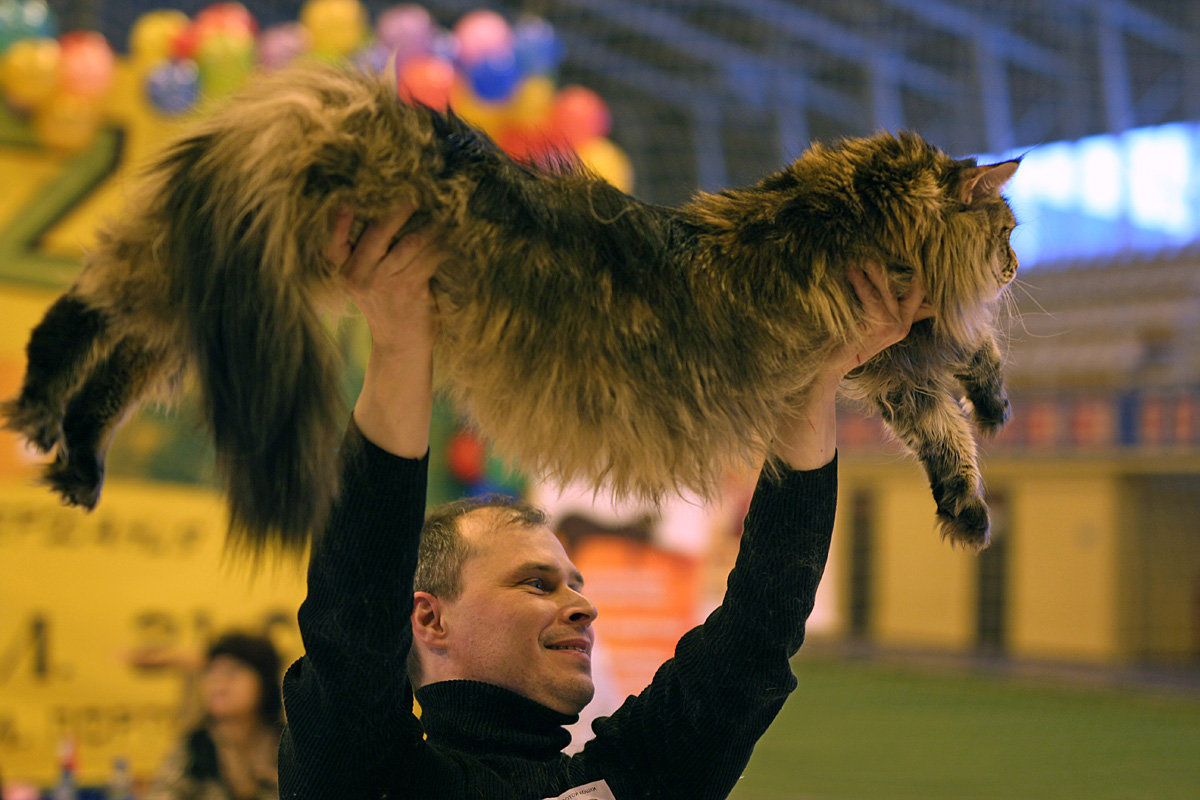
[277,205,929,800]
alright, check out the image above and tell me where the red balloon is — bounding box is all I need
[196,2,259,36]
[497,125,568,166]
[171,24,201,60]
[549,85,610,147]
[446,430,486,484]
[58,31,115,99]
[397,55,456,109]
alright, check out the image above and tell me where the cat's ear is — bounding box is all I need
[959,160,1019,205]
[383,47,399,95]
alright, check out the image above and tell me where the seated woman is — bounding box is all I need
[144,632,282,800]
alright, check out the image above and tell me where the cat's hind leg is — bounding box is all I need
[2,293,116,453]
[954,336,1010,436]
[43,337,175,509]
[878,384,991,549]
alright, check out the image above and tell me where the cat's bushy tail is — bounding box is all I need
[155,132,347,553]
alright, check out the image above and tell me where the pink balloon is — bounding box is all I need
[258,23,309,69]
[376,4,434,61]
[453,9,512,66]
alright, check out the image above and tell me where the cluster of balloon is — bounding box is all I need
[389,6,632,192]
[6,0,633,184]
[445,425,525,499]
[0,0,117,152]
[131,2,258,116]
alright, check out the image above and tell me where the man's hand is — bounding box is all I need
[775,261,931,471]
[325,203,444,458]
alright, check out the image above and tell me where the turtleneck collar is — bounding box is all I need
[415,680,577,761]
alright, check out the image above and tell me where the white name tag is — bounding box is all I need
[543,779,616,800]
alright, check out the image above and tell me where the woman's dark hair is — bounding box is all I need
[185,631,283,781]
[206,631,283,723]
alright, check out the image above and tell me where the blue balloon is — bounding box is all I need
[22,0,55,37]
[468,51,521,102]
[0,0,56,54]
[145,60,200,114]
[513,16,563,76]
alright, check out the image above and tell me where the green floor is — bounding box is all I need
[729,655,1200,800]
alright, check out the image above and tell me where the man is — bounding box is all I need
[278,205,929,799]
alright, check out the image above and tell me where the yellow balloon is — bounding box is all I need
[1,38,61,111]
[577,137,634,194]
[300,0,367,58]
[451,82,507,136]
[33,91,102,153]
[506,75,555,128]
[128,10,190,73]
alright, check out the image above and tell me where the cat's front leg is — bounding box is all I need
[954,335,1009,436]
[878,383,990,549]
[45,337,173,509]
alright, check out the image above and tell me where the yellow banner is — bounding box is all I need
[0,478,307,787]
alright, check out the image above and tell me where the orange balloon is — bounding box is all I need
[550,85,610,147]
[397,55,455,109]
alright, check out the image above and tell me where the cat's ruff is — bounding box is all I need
[2,62,1019,552]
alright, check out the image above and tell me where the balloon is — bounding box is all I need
[1,0,56,56]
[128,10,189,71]
[145,59,199,114]
[170,22,201,60]
[496,125,565,165]
[513,16,562,76]
[550,85,610,146]
[453,9,512,66]
[300,0,367,58]
[258,22,310,69]
[578,137,633,193]
[0,36,58,110]
[397,54,454,109]
[450,80,506,134]
[467,50,520,102]
[196,29,254,99]
[506,75,554,128]
[446,430,486,484]
[376,4,434,62]
[33,89,101,152]
[195,2,257,38]
[58,31,114,100]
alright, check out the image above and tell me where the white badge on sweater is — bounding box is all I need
[543,779,616,800]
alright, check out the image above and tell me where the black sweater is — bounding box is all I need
[278,426,837,800]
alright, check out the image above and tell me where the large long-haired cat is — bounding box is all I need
[3,62,1018,553]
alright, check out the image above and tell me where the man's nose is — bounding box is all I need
[564,588,598,624]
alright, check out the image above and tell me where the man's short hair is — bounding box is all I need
[415,494,549,600]
[409,494,548,684]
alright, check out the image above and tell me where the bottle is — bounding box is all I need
[51,737,78,800]
[108,757,134,800]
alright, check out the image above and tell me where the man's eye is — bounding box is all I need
[526,577,548,591]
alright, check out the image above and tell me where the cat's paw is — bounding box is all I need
[1,397,64,453]
[969,392,1010,437]
[937,496,990,550]
[43,448,104,510]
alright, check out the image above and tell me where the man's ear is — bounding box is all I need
[411,591,449,647]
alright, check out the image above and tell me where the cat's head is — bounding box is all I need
[769,132,1020,345]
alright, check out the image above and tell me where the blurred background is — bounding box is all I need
[0,1,1198,798]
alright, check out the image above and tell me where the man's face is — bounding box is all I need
[436,509,598,714]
